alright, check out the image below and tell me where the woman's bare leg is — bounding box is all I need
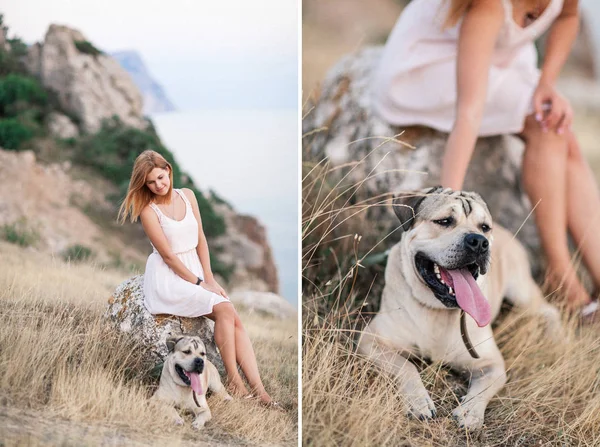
[565,133,600,291]
[231,312,272,403]
[521,115,590,308]
[205,302,249,396]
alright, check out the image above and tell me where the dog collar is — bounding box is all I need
[460,311,479,359]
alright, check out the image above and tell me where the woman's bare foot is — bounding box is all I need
[545,264,591,310]
[227,377,250,397]
[256,391,273,404]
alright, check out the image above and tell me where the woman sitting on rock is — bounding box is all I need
[372,0,600,317]
[118,150,277,406]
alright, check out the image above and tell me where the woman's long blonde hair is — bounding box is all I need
[444,0,540,28]
[118,150,174,224]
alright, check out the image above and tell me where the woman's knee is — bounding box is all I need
[521,114,569,156]
[233,312,245,329]
[213,302,236,323]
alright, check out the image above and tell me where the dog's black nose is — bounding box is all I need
[464,233,489,254]
[194,357,204,373]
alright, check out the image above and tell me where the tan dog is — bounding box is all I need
[357,187,561,430]
[152,335,231,429]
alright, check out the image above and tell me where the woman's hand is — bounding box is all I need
[533,81,573,135]
[201,278,228,299]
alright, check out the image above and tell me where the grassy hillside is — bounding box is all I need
[0,240,298,445]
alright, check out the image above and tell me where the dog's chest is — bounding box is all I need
[371,305,466,362]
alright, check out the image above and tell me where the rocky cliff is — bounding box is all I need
[1,22,281,298]
[25,25,146,133]
[111,51,176,114]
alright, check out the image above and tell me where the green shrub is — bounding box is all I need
[209,189,232,208]
[63,244,94,262]
[195,188,226,237]
[0,74,48,117]
[74,40,102,57]
[2,219,39,247]
[210,253,235,283]
[0,118,34,149]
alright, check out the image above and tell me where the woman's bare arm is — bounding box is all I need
[183,188,228,297]
[539,0,579,86]
[440,0,504,190]
[535,0,579,131]
[140,206,199,284]
[182,188,215,282]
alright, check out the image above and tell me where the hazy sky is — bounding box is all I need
[0,0,298,110]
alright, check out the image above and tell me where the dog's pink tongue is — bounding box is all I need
[187,372,203,395]
[448,269,491,327]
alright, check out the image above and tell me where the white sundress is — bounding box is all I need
[143,188,230,317]
[371,0,564,136]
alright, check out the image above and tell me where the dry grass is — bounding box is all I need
[0,241,298,446]
[301,156,600,446]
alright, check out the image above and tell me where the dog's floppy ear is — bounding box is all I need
[166,335,184,352]
[393,186,442,232]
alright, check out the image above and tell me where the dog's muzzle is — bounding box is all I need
[415,233,492,327]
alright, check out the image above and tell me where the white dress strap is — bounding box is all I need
[148,202,164,224]
[175,189,192,209]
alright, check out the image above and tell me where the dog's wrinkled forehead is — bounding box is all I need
[167,335,206,354]
[179,337,205,353]
[418,189,490,221]
[393,187,491,231]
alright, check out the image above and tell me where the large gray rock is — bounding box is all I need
[303,47,543,276]
[104,275,224,373]
[26,25,146,133]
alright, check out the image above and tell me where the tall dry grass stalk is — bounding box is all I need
[302,155,600,446]
[0,241,297,445]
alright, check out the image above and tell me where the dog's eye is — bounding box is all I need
[481,224,491,233]
[433,217,454,227]
[200,352,206,356]
[183,350,192,355]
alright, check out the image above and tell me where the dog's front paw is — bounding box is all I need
[192,413,211,430]
[452,401,485,430]
[192,418,206,430]
[174,416,184,426]
[403,389,436,420]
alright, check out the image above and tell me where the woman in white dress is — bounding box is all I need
[372,0,600,317]
[118,150,276,405]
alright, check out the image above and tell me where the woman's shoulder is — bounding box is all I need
[140,203,158,221]
[180,188,197,204]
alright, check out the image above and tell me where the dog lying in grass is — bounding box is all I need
[151,335,231,429]
[358,187,562,429]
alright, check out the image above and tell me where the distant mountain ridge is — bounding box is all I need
[111,50,176,114]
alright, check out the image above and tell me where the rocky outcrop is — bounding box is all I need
[229,290,297,319]
[0,148,145,264]
[111,51,176,115]
[303,47,543,276]
[25,25,146,133]
[104,275,224,373]
[47,112,79,139]
[214,203,280,294]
